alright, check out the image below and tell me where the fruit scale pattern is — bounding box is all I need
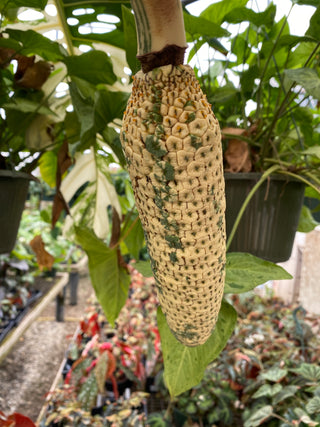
[121,64,226,346]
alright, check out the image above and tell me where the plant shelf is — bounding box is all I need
[0,273,69,363]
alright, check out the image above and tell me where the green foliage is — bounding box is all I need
[298,205,320,232]
[103,127,127,168]
[1,3,130,174]
[157,300,237,397]
[4,28,66,61]
[1,0,47,15]
[41,274,320,426]
[94,89,130,128]
[3,0,320,407]
[291,363,320,382]
[75,226,130,326]
[38,151,57,188]
[225,253,292,294]
[78,374,99,412]
[156,294,320,426]
[122,213,145,260]
[284,68,320,99]
[306,4,320,41]
[134,260,153,277]
[243,405,273,427]
[122,5,139,75]
[225,4,277,27]
[147,413,171,427]
[53,0,126,50]
[68,82,129,150]
[67,82,97,149]
[200,0,249,25]
[134,252,292,297]
[260,367,288,383]
[307,396,320,415]
[64,51,117,86]
[183,12,230,39]
[194,0,320,193]
[12,204,83,268]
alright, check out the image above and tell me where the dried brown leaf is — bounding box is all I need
[224,139,252,173]
[29,235,55,271]
[0,46,16,68]
[109,208,121,249]
[15,57,53,90]
[222,127,247,137]
[52,140,72,228]
[57,139,72,176]
[52,192,69,229]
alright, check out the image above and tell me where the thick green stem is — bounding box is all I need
[130,0,187,71]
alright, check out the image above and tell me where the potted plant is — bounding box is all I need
[62,266,161,402]
[0,43,52,254]
[0,0,130,255]
[0,257,34,342]
[39,266,161,425]
[146,293,320,426]
[40,268,320,426]
[0,3,68,254]
[186,1,320,261]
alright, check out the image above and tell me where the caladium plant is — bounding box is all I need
[0,257,34,328]
[0,410,36,427]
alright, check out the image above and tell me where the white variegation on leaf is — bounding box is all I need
[61,150,121,239]
[41,64,67,99]
[26,115,54,151]
[25,65,68,151]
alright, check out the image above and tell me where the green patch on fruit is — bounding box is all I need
[163,162,175,181]
[161,216,179,233]
[155,124,165,138]
[145,135,167,158]
[149,112,162,123]
[190,134,202,150]
[170,252,178,263]
[165,235,183,249]
[184,99,195,109]
[186,112,196,124]
[173,328,199,343]
[217,215,224,229]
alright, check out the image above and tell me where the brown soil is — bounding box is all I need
[0,268,94,423]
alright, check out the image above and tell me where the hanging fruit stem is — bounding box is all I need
[131,0,187,72]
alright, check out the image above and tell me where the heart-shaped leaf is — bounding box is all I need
[157,299,237,397]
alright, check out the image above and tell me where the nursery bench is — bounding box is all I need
[0,272,69,364]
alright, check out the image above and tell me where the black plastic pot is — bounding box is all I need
[224,172,305,262]
[0,290,42,343]
[62,357,75,379]
[0,320,15,344]
[105,377,133,398]
[0,170,31,254]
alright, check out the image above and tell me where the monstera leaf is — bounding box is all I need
[61,149,121,239]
